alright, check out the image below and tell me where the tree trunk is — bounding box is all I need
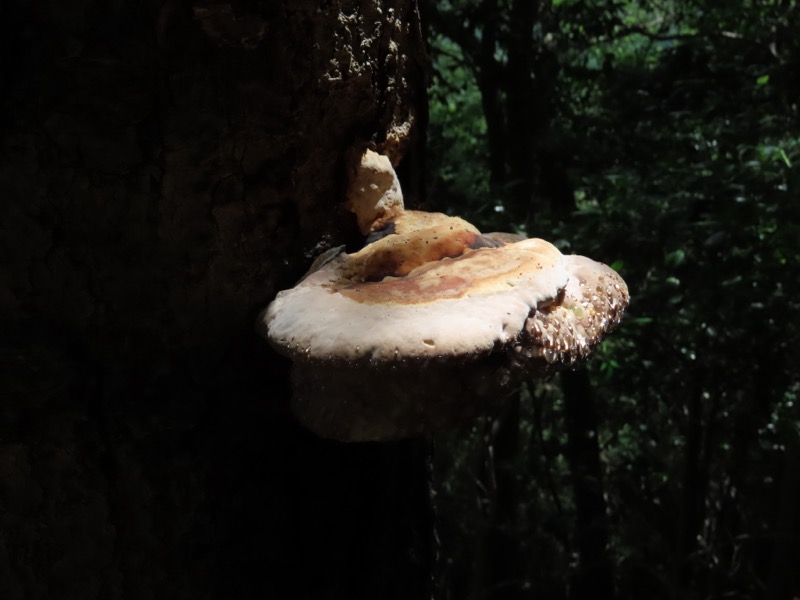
[675,366,709,597]
[0,2,430,599]
[504,0,535,210]
[561,369,615,600]
[471,395,528,600]
[765,438,800,600]
[475,0,508,188]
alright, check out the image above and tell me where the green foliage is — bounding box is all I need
[427,35,492,208]
[427,0,800,598]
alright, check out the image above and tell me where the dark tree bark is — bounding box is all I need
[0,2,431,599]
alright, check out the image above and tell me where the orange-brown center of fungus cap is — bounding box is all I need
[261,232,570,364]
[344,211,481,279]
[340,237,564,305]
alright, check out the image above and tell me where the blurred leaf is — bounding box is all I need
[665,249,686,268]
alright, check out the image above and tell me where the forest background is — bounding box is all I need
[421,1,800,599]
[1,1,798,599]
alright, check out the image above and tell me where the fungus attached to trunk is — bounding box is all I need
[257,150,629,441]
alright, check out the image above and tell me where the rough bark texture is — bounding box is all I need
[0,1,430,598]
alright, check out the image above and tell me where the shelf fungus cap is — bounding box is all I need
[259,219,628,441]
[264,235,567,364]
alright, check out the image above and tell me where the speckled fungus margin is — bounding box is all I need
[257,150,629,442]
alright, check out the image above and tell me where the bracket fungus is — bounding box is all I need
[258,150,629,442]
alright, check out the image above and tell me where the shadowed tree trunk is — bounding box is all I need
[765,438,800,600]
[0,2,431,599]
[710,349,786,600]
[475,0,508,188]
[675,366,711,597]
[504,0,535,211]
[471,395,528,600]
[561,369,615,600]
